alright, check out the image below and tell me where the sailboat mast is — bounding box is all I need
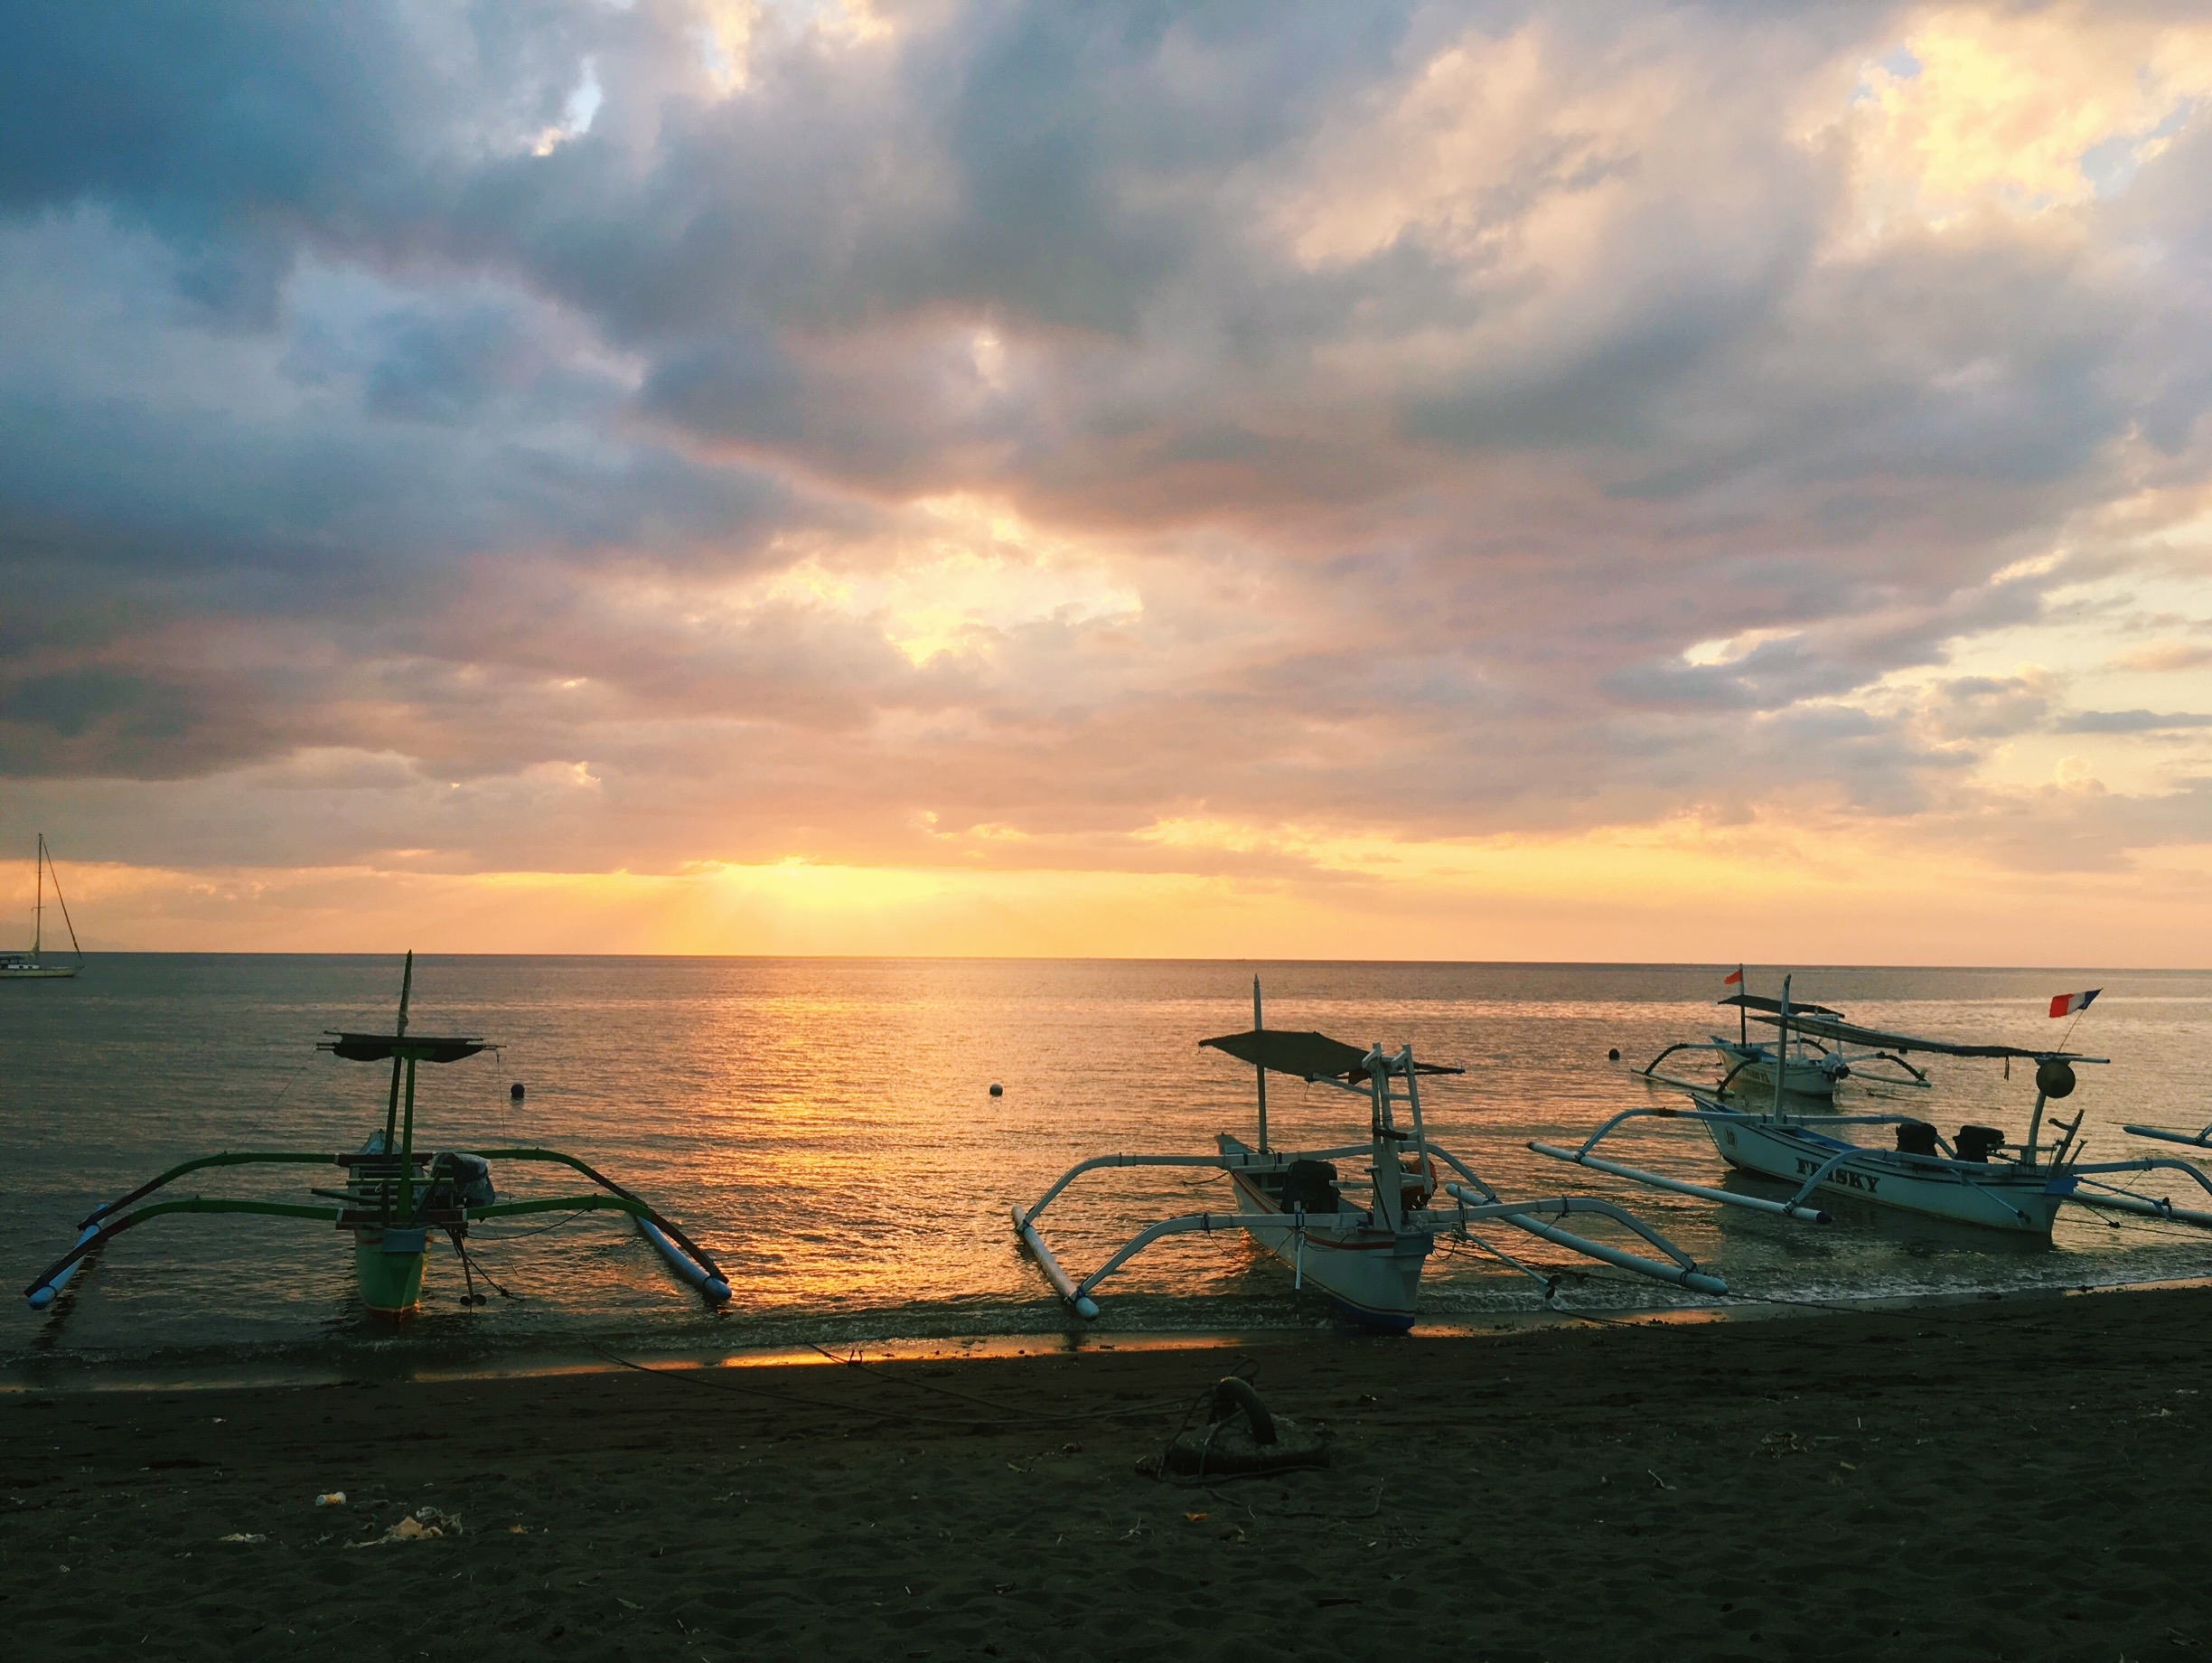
[1253,974,1268,1153]
[33,833,43,959]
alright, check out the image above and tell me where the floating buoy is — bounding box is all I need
[510,1083,525,1101]
[989,1082,1003,1098]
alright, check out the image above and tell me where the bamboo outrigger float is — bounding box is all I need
[24,954,729,1315]
[1012,981,1728,1330]
[1537,974,2212,1240]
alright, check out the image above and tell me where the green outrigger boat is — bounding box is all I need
[25,954,729,1314]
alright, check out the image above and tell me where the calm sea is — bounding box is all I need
[4,956,2209,1381]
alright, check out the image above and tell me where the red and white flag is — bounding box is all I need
[2048,989,2100,1019]
[1722,967,1743,985]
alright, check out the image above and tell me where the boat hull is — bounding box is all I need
[1219,1137,1429,1330]
[1712,1038,1834,1101]
[1704,1119,2063,1236]
[352,1226,428,1313]
[0,964,79,979]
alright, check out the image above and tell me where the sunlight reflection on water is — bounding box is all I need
[5,955,2208,1376]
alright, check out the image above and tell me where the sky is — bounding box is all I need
[4,1,2212,963]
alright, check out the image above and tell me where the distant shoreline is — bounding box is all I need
[18,950,2209,971]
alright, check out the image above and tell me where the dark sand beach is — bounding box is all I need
[6,1287,2210,1661]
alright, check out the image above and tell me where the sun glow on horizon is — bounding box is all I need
[17,806,2212,965]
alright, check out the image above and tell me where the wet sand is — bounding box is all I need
[5,1286,2210,1661]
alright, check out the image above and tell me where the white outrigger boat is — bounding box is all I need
[1012,982,1729,1330]
[1637,982,1932,1104]
[24,954,730,1315]
[1539,976,2212,1240]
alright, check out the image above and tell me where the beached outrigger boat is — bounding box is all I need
[1012,982,1729,1330]
[23,954,729,1315]
[1537,976,2212,1240]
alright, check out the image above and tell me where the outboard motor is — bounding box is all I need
[1954,1125,2006,1163]
[426,1151,495,1211]
[1894,1120,1939,1156]
[1279,1158,1341,1215]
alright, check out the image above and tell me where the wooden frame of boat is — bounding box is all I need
[1536,974,2212,1240]
[23,954,729,1315]
[0,833,83,980]
[1011,981,1728,1331]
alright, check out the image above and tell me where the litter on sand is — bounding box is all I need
[348,1508,464,1547]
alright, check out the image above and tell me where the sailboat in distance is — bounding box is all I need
[1,834,84,980]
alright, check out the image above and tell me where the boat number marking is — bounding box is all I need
[1795,1158,1879,1194]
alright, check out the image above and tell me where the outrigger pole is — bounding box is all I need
[23,1163,732,1312]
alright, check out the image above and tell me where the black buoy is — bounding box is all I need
[989,1082,1004,1098]
[2035,1057,2076,1100]
[510,1082,525,1101]
[1607,1048,1620,1063]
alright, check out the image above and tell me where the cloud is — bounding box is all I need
[2109,641,2212,672]
[3,2,2212,950]
[2056,709,2212,734]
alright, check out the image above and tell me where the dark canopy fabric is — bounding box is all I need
[1740,1010,2092,1062]
[321,1032,487,1064]
[1199,1029,1462,1080]
[1718,993,1846,1019]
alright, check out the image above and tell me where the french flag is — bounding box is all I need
[2048,989,2100,1019]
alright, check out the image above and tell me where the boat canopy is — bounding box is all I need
[1200,1029,1463,1081]
[1719,992,1845,1020]
[1741,1010,2098,1063]
[319,1032,487,1064]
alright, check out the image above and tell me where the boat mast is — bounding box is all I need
[1401,1044,1429,1175]
[1771,974,1791,1118]
[381,952,413,1160]
[1253,974,1268,1153]
[1366,1047,1401,1231]
[1738,965,1747,1047]
[383,953,418,1226]
[38,836,83,964]
[32,833,42,960]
